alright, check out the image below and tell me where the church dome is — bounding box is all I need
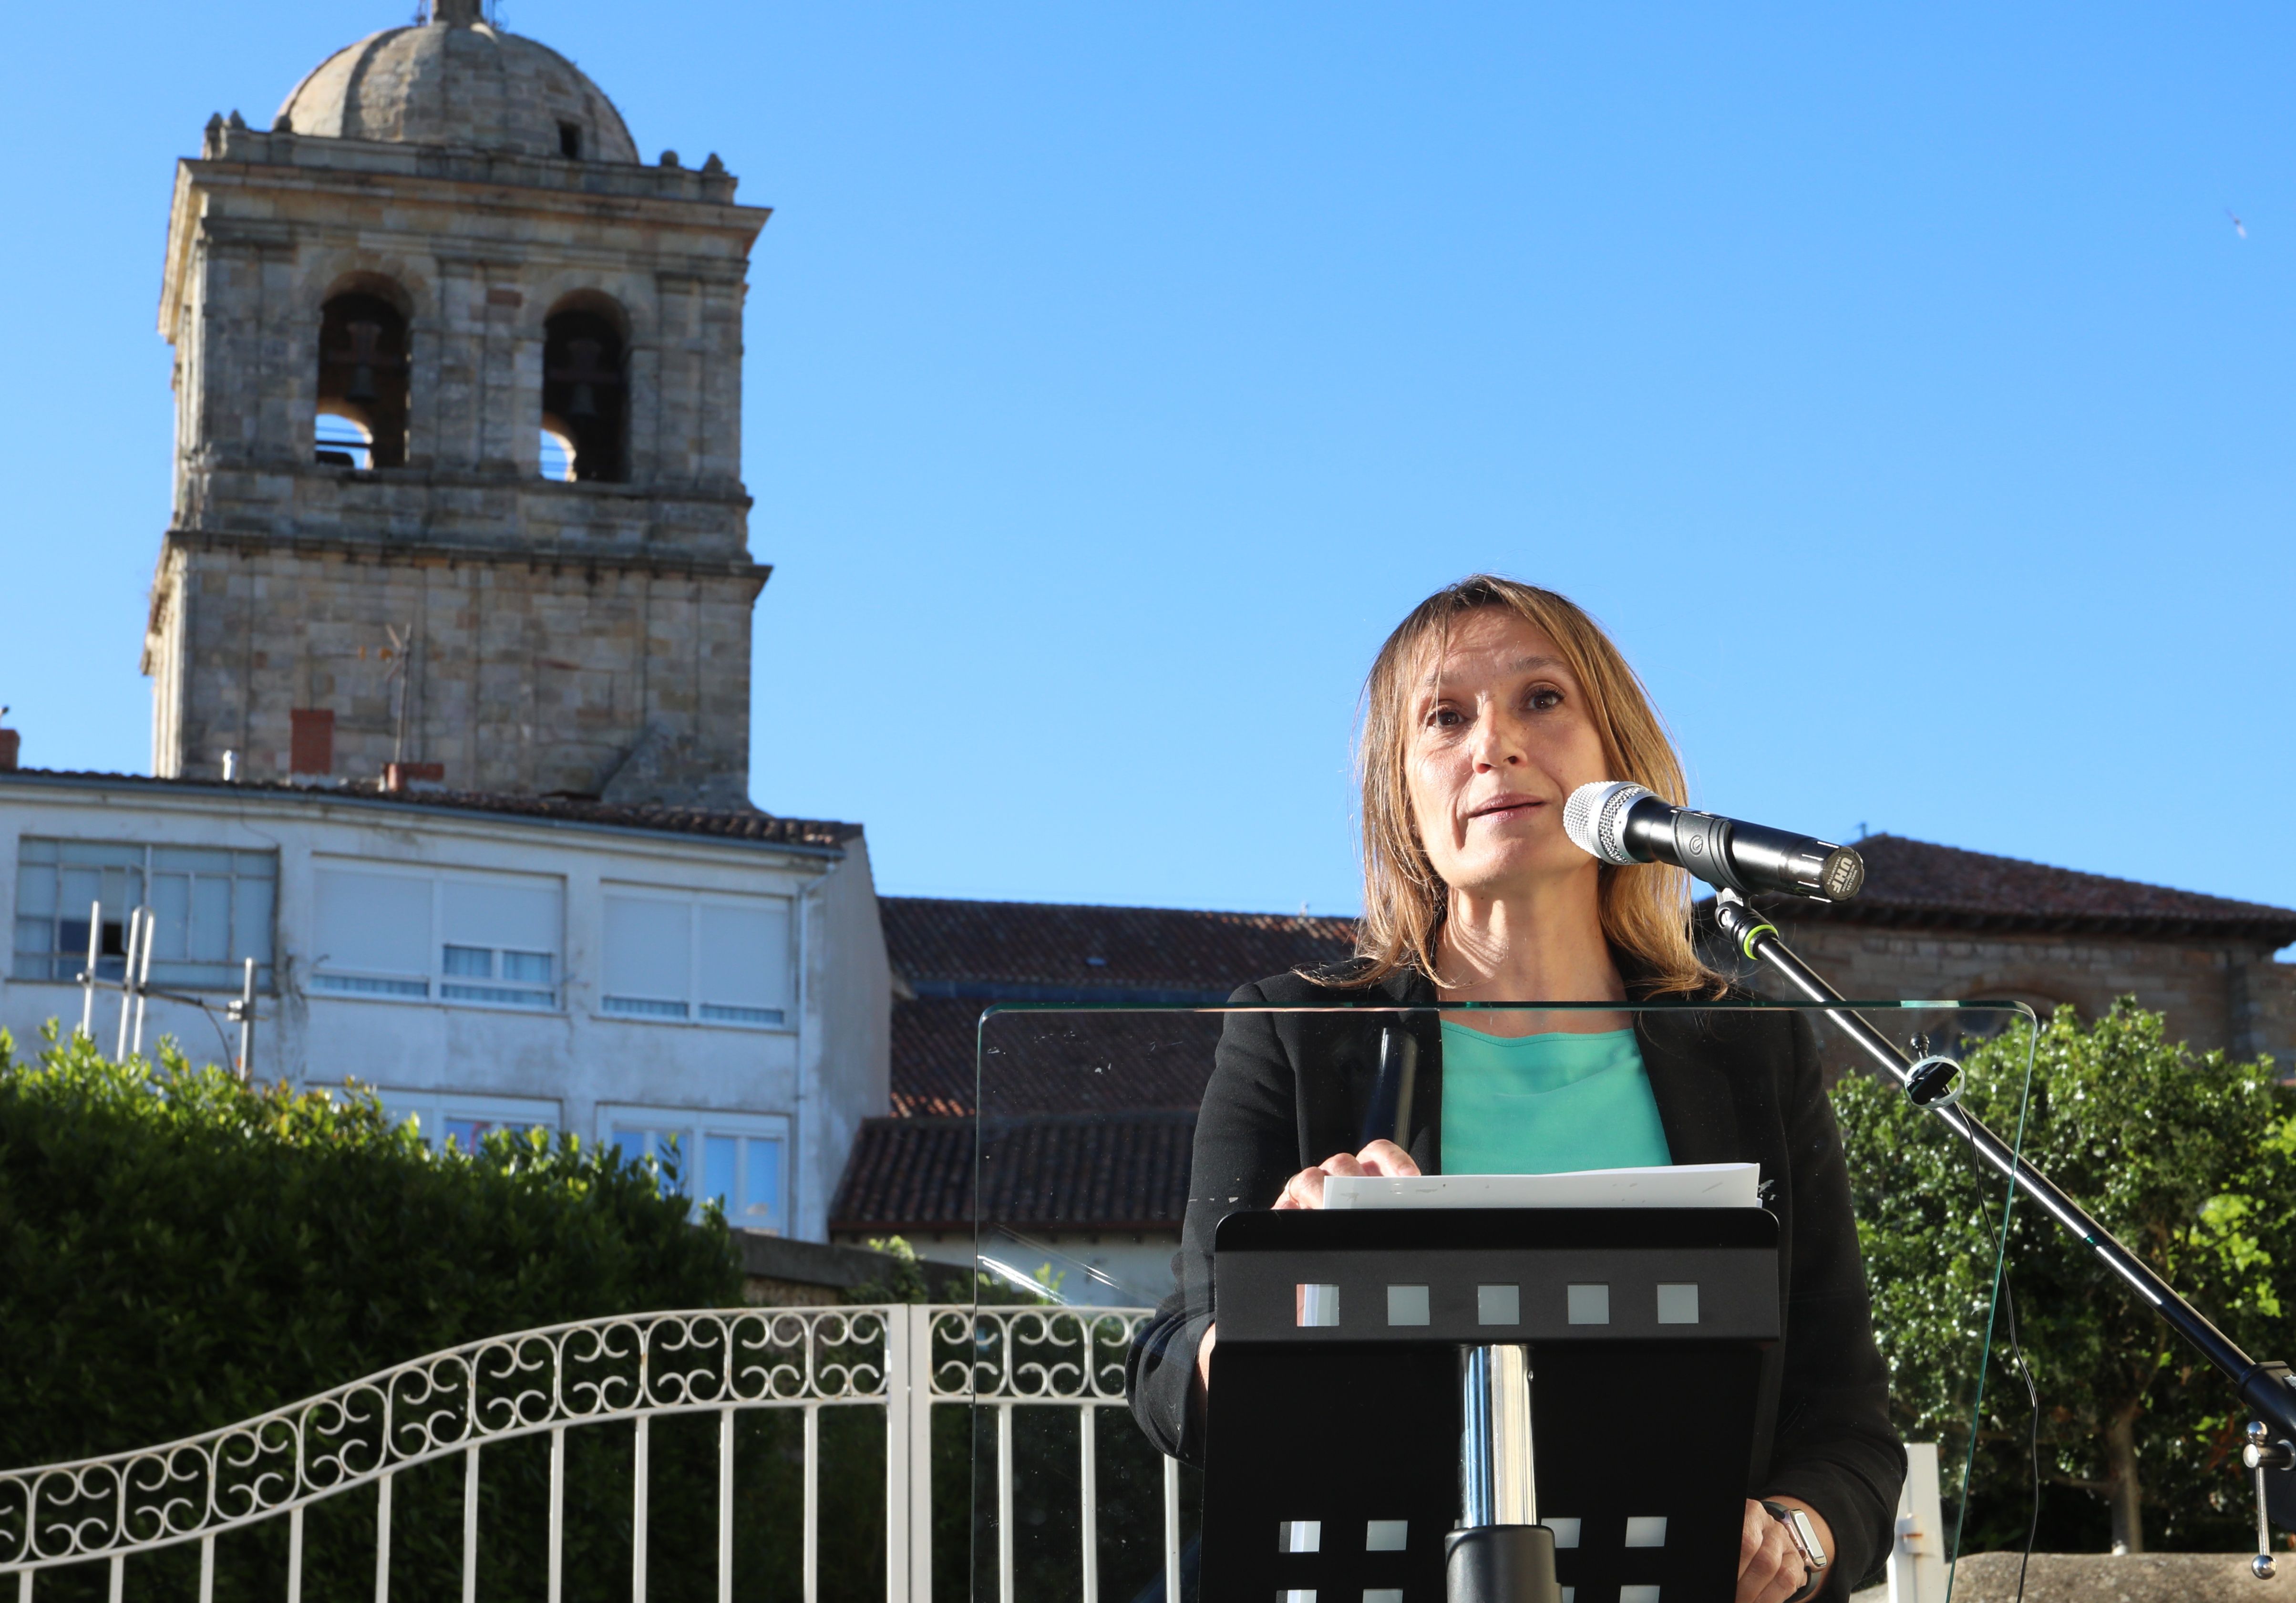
[275,0,638,164]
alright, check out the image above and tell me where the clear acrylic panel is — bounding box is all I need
[967,998,2041,1603]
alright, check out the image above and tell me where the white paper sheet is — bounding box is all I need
[1321,1161,1760,1211]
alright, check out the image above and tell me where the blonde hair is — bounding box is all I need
[1348,575,1719,996]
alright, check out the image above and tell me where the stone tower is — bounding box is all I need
[143,0,770,807]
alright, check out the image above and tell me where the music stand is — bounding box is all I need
[1205,1206,1781,1602]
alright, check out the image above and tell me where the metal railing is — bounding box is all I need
[0,1303,1178,1603]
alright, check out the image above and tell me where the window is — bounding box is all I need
[12,838,275,990]
[317,290,410,469]
[380,1089,559,1155]
[601,888,793,1028]
[558,120,583,159]
[541,303,626,482]
[601,1105,788,1234]
[310,862,561,1009]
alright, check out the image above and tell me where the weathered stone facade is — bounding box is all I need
[1718,835,2296,1073]
[142,6,770,805]
[1749,921,2292,1061]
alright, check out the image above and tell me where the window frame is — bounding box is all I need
[379,1089,561,1156]
[596,884,797,1033]
[11,837,278,993]
[307,858,565,1014]
[596,1103,792,1236]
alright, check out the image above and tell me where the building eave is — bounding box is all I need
[0,771,852,863]
[1744,895,2296,951]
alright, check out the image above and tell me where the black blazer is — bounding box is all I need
[1123,963,1905,1594]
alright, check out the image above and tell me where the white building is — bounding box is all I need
[0,9,902,1249]
[0,770,888,1243]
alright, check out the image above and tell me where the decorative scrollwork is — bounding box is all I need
[0,1303,959,1571]
[933,1307,1148,1402]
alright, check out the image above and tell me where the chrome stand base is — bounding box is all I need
[1444,1524,1562,1603]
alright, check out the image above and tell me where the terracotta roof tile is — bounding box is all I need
[881,897,1350,1118]
[829,1113,1196,1233]
[1761,835,2296,943]
[891,1000,1231,1117]
[881,895,1358,1001]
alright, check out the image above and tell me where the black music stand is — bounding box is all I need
[1205,1207,1781,1603]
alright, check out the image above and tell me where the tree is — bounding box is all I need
[1834,1002,2294,1553]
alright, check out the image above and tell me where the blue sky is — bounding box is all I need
[2,2,2290,923]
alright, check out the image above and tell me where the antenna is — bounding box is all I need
[384,623,416,765]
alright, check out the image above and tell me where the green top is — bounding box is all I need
[1438,1022,1674,1175]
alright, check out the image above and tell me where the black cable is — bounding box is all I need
[1997,1274,2042,1603]
[1949,1094,2042,1603]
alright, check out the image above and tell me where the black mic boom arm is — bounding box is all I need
[1708,891,2296,1466]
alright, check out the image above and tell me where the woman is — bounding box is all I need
[1124,577,1900,1603]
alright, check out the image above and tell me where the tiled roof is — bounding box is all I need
[852,895,1343,1231]
[881,896,1359,1002]
[880,896,1352,1120]
[894,1000,1225,1118]
[1761,835,2296,944]
[828,1112,1196,1233]
[0,769,860,850]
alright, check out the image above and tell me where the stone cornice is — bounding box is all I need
[183,456,753,506]
[159,145,768,335]
[198,123,755,208]
[161,526,772,587]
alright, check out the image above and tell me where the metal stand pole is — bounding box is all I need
[114,908,144,1060]
[1447,1344,1560,1603]
[78,900,102,1039]
[230,958,257,1081]
[1710,890,2296,1451]
[130,909,155,1059]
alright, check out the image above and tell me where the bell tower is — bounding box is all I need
[144,6,771,806]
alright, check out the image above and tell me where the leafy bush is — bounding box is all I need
[1836,1002,2293,1554]
[0,1024,744,1600]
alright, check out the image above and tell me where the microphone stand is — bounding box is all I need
[1710,890,2296,1565]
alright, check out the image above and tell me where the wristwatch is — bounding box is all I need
[1760,1500,1828,1599]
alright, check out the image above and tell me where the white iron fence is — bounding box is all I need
[0,1304,1181,1603]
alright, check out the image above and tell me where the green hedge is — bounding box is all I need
[0,1023,749,1601]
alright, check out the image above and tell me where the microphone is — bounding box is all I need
[1562,781,1865,902]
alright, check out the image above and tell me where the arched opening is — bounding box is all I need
[316,291,410,468]
[542,305,627,483]
[316,413,375,470]
[538,428,577,482]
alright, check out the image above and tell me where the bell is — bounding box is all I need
[341,318,385,403]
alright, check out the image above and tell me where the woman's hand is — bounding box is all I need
[1272,1139,1422,1210]
[1192,1142,1423,1408]
[1737,1497,1829,1603]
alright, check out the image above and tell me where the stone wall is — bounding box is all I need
[150,534,761,803]
[1854,1551,2291,1603]
[1737,915,2296,1071]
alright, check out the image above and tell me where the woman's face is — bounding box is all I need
[1403,608,1614,899]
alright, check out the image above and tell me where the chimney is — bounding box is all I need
[0,706,16,772]
[382,761,446,794]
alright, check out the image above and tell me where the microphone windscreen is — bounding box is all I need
[1563,780,1653,866]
